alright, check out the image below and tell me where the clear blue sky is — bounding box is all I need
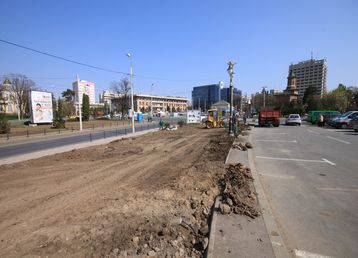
[1,0,357,101]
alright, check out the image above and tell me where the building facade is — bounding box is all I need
[0,79,18,114]
[100,91,188,113]
[72,80,96,105]
[192,84,221,110]
[134,94,188,112]
[275,70,299,104]
[289,58,327,99]
[220,87,242,110]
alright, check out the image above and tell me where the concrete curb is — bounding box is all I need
[248,130,291,258]
[0,128,159,165]
[206,195,221,258]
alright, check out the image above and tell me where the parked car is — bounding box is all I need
[331,111,358,129]
[348,116,358,132]
[285,114,302,126]
[324,112,341,126]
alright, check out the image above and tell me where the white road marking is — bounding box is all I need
[259,173,295,179]
[271,241,283,246]
[321,158,336,166]
[256,156,336,166]
[294,249,334,258]
[326,136,350,144]
[256,139,297,143]
[307,129,320,135]
[251,132,287,135]
[315,187,358,192]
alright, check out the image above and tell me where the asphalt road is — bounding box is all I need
[252,123,358,258]
[0,123,159,159]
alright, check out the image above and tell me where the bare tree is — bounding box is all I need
[111,78,131,119]
[5,74,38,119]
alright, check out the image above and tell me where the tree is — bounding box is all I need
[61,89,76,117]
[4,74,38,119]
[61,89,75,102]
[0,113,11,134]
[166,105,170,112]
[111,78,131,119]
[52,98,66,128]
[303,86,322,112]
[171,106,176,112]
[82,94,90,121]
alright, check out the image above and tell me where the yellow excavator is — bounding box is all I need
[205,109,225,128]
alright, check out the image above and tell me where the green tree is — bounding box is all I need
[166,105,170,112]
[82,94,90,121]
[171,106,176,112]
[302,86,322,112]
[0,113,11,134]
[61,89,75,102]
[52,98,66,128]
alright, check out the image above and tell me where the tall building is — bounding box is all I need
[289,58,327,99]
[72,79,96,105]
[220,87,242,110]
[192,83,222,110]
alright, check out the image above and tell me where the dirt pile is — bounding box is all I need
[0,126,233,258]
[219,163,259,219]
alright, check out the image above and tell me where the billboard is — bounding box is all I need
[30,91,53,124]
[187,110,201,124]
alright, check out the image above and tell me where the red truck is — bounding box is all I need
[258,110,281,127]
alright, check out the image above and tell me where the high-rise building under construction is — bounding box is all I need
[288,58,327,99]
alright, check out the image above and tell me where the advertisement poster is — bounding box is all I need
[186,110,201,124]
[30,91,53,124]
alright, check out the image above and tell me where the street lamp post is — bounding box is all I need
[150,83,154,118]
[227,60,236,136]
[127,53,135,133]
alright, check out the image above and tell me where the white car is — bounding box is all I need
[286,114,301,126]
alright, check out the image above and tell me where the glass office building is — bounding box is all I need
[192,84,221,110]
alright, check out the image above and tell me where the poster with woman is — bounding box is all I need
[30,91,53,124]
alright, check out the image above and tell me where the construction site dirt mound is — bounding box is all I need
[0,125,232,257]
[220,163,259,219]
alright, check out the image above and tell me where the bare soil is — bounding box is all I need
[0,125,232,257]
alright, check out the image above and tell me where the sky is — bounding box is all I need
[0,0,357,101]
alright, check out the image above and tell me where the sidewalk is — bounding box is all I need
[207,130,284,258]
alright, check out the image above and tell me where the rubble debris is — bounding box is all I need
[245,142,253,149]
[232,142,248,151]
[220,163,259,219]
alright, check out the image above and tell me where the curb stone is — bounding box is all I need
[206,196,221,258]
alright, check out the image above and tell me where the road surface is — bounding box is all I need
[252,123,358,258]
[0,123,158,159]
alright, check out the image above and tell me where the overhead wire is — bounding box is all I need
[0,39,222,83]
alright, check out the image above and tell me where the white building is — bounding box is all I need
[72,80,96,105]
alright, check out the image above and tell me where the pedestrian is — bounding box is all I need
[159,118,164,130]
[318,114,324,127]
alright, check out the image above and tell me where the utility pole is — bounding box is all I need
[227,60,236,136]
[76,74,83,131]
[150,83,154,118]
[127,53,135,133]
